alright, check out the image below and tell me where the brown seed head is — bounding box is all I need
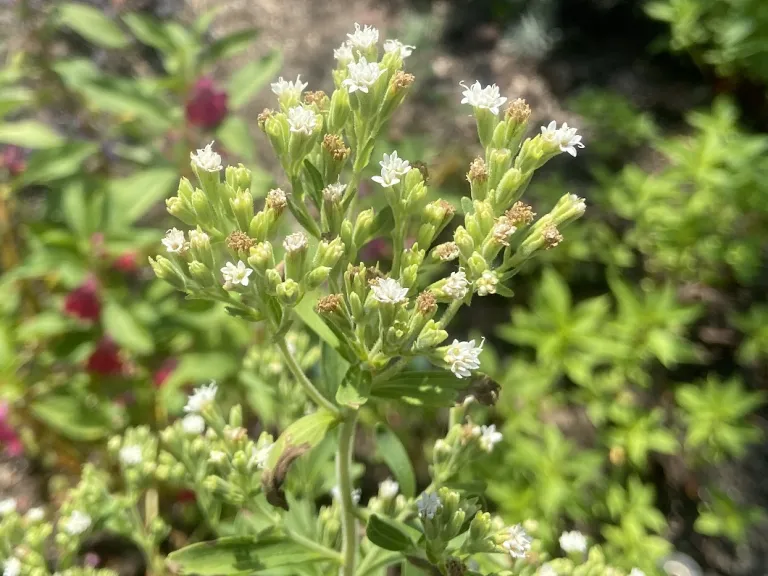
[316,293,343,314]
[446,558,466,576]
[322,133,350,162]
[226,231,254,253]
[467,157,488,183]
[303,90,328,107]
[505,98,531,124]
[438,199,456,217]
[416,290,437,315]
[491,216,517,246]
[266,188,288,213]
[505,201,536,226]
[392,71,415,90]
[257,108,274,130]
[542,223,563,249]
[434,242,460,261]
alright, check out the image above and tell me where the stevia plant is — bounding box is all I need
[1,22,652,576]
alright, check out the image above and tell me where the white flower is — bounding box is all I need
[249,443,273,469]
[479,424,502,452]
[331,486,361,504]
[443,269,469,300]
[540,121,585,157]
[190,141,222,172]
[64,510,92,535]
[538,564,558,576]
[492,219,517,245]
[503,524,532,558]
[371,167,401,188]
[323,181,347,203]
[475,270,498,296]
[568,193,586,214]
[347,23,379,50]
[209,450,227,464]
[342,57,385,94]
[270,75,308,100]
[119,444,143,466]
[181,413,206,435]
[184,381,218,414]
[416,492,441,519]
[334,42,354,63]
[372,278,409,304]
[0,498,16,516]
[434,439,450,453]
[3,558,21,576]
[220,261,253,287]
[26,507,45,522]
[460,81,508,115]
[162,228,186,253]
[287,106,317,135]
[188,228,209,247]
[283,231,308,253]
[379,151,411,176]
[559,530,588,553]
[383,39,415,59]
[629,570,645,576]
[444,338,484,379]
[379,478,399,499]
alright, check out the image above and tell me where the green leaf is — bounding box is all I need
[22,142,99,185]
[122,13,175,53]
[102,300,154,355]
[266,409,340,469]
[370,370,466,407]
[76,78,172,128]
[366,515,416,552]
[167,535,330,575]
[336,364,372,408]
[228,50,282,109]
[216,116,256,161]
[161,352,240,393]
[375,424,416,498]
[57,3,130,49]
[204,29,259,62]
[61,181,90,238]
[108,167,177,229]
[0,121,63,149]
[294,294,340,348]
[320,343,349,399]
[0,86,34,117]
[30,394,113,441]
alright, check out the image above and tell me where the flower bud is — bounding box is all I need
[247,241,275,273]
[229,189,254,231]
[467,157,489,201]
[453,226,475,260]
[493,167,526,210]
[314,237,345,269]
[514,136,545,173]
[189,228,214,269]
[488,148,512,192]
[551,193,587,227]
[263,112,290,159]
[177,177,195,204]
[229,405,243,428]
[327,90,351,134]
[305,266,331,290]
[474,107,499,149]
[166,197,197,226]
[414,320,449,351]
[418,200,455,248]
[266,269,282,294]
[352,209,376,250]
[225,164,252,192]
[276,279,301,306]
[492,98,531,152]
[316,293,354,333]
[149,256,186,290]
[191,190,215,228]
[466,252,489,277]
[283,232,309,282]
[469,511,492,542]
[188,261,215,288]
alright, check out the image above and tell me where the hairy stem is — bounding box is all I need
[337,413,359,576]
[276,337,340,416]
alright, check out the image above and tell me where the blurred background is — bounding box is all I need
[1,0,767,575]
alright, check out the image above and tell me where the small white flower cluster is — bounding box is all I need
[249,442,274,469]
[3,558,21,576]
[383,39,415,59]
[287,105,317,135]
[379,478,399,499]
[162,227,187,254]
[190,141,223,172]
[416,492,441,519]
[184,381,218,414]
[331,485,362,505]
[347,23,379,50]
[444,338,484,379]
[371,277,409,304]
[443,269,469,300]
[182,413,206,435]
[475,270,498,296]
[629,569,646,576]
[342,57,386,94]
[119,444,143,466]
[26,507,45,522]
[475,424,502,452]
[559,530,588,553]
[540,121,585,157]
[63,510,92,535]
[503,523,532,558]
[270,75,308,101]
[323,181,347,203]
[372,151,411,188]
[0,497,16,516]
[460,81,507,115]
[221,261,253,287]
[283,231,308,253]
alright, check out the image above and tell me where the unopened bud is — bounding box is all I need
[247,241,274,272]
[149,256,186,290]
[166,196,197,226]
[189,261,215,287]
[283,232,309,282]
[454,227,474,260]
[225,164,252,192]
[305,266,331,290]
[327,90,351,134]
[276,279,301,306]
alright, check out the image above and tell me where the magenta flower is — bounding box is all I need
[0,402,23,457]
[185,76,228,129]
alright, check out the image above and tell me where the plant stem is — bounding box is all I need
[337,413,359,576]
[437,299,463,329]
[285,528,345,564]
[276,337,340,416]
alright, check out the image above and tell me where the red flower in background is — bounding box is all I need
[86,338,125,376]
[0,402,23,457]
[64,277,101,321]
[185,77,228,129]
[113,251,139,273]
[153,358,178,388]
[1,145,26,177]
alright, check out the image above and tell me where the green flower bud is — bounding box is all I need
[191,189,215,228]
[263,111,290,158]
[493,167,525,210]
[551,193,587,227]
[418,199,455,248]
[266,269,282,294]
[188,261,215,288]
[328,90,351,134]
[352,209,376,250]
[492,98,531,151]
[177,177,195,204]
[474,106,499,149]
[166,196,197,227]
[380,71,415,121]
[314,237,345,269]
[276,279,301,306]
[488,148,512,192]
[247,241,275,273]
[305,266,331,290]
[340,219,354,255]
[469,511,492,542]
[229,189,255,231]
[149,256,186,290]
[226,164,252,192]
[453,226,475,260]
[322,182,346,236]
[414,320,449,351]
[283,232,309,282]
[466,252,488,277]
[348,291,364,321]
[189,228,214,269]
[514,136,546,173]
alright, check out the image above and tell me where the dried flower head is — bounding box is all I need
[392,71,415,90]
[416,290,437,315]
[491,217,517,246]
[543,223,563,249]
[303,90,328,106]
[283,232,308,253]
[467,157,488,182]
[266,188,288,212]
[257,108,274,130]
[317,293,343,314]
[435,242,460,261]
[505,98,531,124]
[323,133,350,161]
[506,201,536,226]
[227,231,254,253]
[323,181,347,203]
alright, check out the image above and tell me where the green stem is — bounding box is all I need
[276,337,340,416]
[337,413,359,576]
[437,299,463,329]
[391,218,406,278]
[285,528,344,564]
